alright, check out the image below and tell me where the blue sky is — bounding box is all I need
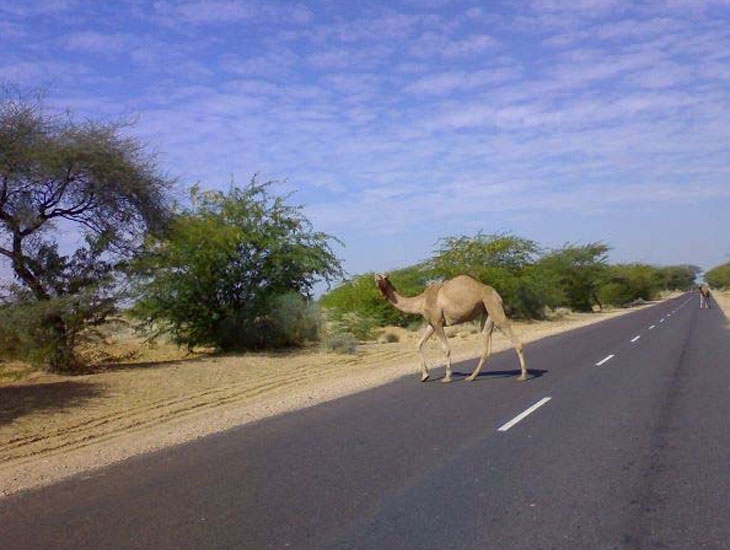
[2,0,730,281]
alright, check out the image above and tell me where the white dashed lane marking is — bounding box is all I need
[498,398,552,432]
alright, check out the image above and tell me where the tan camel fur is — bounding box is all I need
[375,274,528,383]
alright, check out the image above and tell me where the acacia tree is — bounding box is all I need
[428,232,548,318]
[537,243,610,312]
[0,88,171,370]
[133,180,343,350]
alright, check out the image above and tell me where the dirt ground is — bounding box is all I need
[2,291,720,497]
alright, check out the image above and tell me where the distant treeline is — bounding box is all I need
[321,233,703,331]
[705,261,730,289]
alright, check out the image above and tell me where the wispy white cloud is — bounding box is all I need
[4,0,730,273]
[528,0,627,15]
[0,0,79,17]
[404,67,520,95]
[220,49,299,78]
[410,32,499,58]
[152,0,313,26]
[65,31,130,55]
[0,60,89,85]
[0,20,27,39]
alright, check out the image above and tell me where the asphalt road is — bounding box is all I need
[2,293,729,550]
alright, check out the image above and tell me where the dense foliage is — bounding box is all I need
[705,261,730,289]
[321,232,701,327]
[133,181,342,350]
[537,243,610,312]
[320,264,432,331]
[657,265,702,290]
[597,263,661,306]
[0,89,171,370]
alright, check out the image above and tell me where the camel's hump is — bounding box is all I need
[441,275,500,298]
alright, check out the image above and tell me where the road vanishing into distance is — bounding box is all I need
[2,293,730,550]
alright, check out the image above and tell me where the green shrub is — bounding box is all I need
[378,331,400,343]
[216,292,320,350]
[320,331,358,354]
[268,293,320,346]
[596,282,632,307]
[320,265,431,328]
[598,264,662,306]
[332,312,377,340]
[0,289,112,370]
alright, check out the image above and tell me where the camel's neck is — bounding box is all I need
[382,284,424,316]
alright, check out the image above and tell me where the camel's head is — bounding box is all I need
[374,273,391,297]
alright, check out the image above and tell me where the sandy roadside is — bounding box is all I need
[712,289,730,321]
[0,297,686,497]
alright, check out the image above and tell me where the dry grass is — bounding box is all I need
[0,361,37,385]
[0,300,663,496]
[77,317,211,366]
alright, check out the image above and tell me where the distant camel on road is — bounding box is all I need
[375,274,527,383]
[699,285,712,309]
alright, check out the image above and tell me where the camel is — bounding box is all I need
[375,274,527,383]
[699,285,712,309]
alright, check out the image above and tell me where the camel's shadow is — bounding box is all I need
[449,368,548,381]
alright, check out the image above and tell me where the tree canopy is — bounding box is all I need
[537,243,610,312]
[320,232,703,326]
[0,88,172,370]
[133,180,343,350]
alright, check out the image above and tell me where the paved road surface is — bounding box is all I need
[2,293,729,550]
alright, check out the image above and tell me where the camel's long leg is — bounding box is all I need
[485,297,529,382]
[466,317,494,381]
[432,324,453,383]
[416,324,435,382]
[496,321,528,381]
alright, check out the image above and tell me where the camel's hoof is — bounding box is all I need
[465,375,476,382]
[421,374,430,382]
[442,376,452,384]
[517,375,529,382]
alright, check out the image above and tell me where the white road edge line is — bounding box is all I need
[649,325,656,330]
[595,354,615,366]
[498,397,552,432]
[660,319,665,323]
[631,335,641,343]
